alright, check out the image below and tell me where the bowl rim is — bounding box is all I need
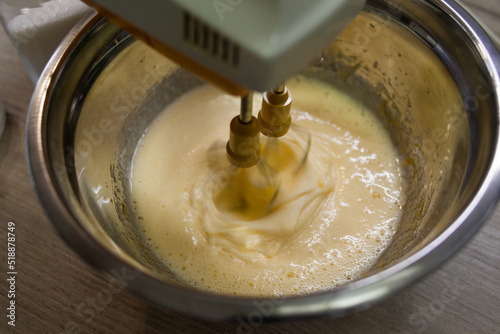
[26,0,500,321]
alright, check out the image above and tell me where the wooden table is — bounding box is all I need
[1,1,499,333]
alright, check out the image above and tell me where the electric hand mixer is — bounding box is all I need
[81,0,366,217]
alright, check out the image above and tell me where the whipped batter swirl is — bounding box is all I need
[188,128,336,260]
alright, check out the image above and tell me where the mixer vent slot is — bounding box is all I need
[183,12,240,67]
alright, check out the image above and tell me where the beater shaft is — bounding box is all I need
[239,92,254,124]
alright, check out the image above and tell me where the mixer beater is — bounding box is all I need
[215,84,312,219]
[226,92,260,168]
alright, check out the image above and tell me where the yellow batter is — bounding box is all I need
[131,77,404,297]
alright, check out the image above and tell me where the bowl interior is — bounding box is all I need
[42,1,497,299]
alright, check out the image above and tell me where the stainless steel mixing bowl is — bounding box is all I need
[27,0,500,320]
